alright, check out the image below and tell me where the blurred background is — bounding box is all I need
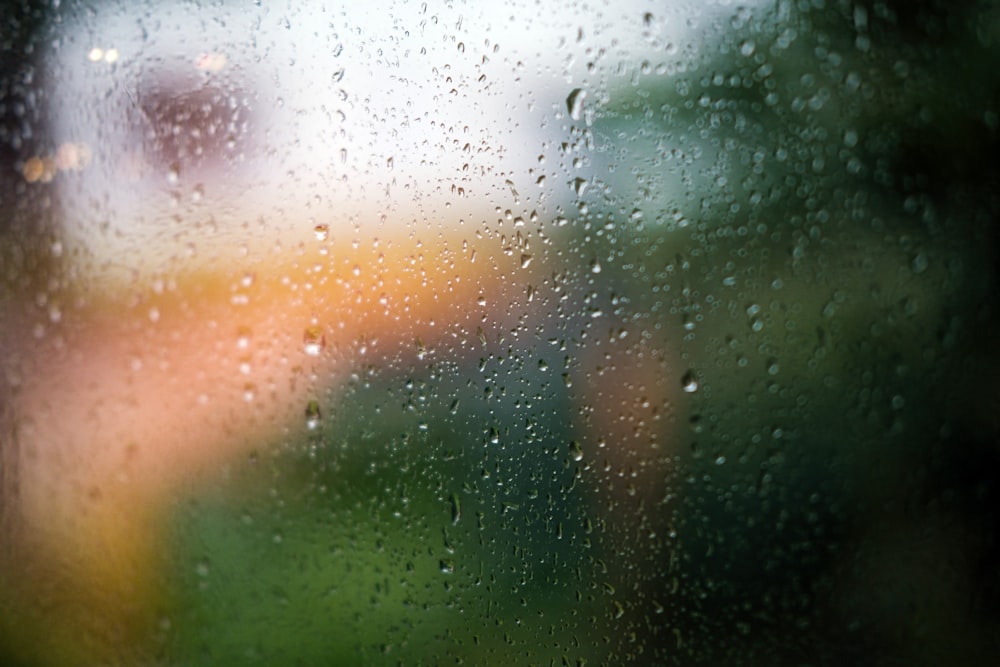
[2,0,999,665]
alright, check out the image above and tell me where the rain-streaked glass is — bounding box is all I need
[1,1,998,665]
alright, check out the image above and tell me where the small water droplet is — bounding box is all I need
[439,559,455,574]
[303,326,325,356]
[681,371,699,393]
[305,399,322,430]
[569,440,584,462]
[314,224,329,241]
[236,327,251,350]
[572,177,589,197]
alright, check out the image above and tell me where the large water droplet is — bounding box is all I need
[681,371,699,393]
[566,88,586,121]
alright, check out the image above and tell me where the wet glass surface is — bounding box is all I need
[1,1,999,665]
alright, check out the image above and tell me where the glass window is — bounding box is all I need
[2,1,998,664]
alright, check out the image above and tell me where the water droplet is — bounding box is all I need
[450,494,461,525]
[572,177,589,197]
[439,559,455,574]
[566,88,586,121]
[681,371,699,393]
[303,326,325,356]
[305,400,322,430]
[911,253,929,274]
[314,224,330,241]
[236,327,251,350]
[569,440,584,462]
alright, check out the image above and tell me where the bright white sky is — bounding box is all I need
[45,0,767,281]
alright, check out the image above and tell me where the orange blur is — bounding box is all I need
[6,229,539,664]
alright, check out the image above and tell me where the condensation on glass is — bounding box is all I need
[1,1,998,665]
